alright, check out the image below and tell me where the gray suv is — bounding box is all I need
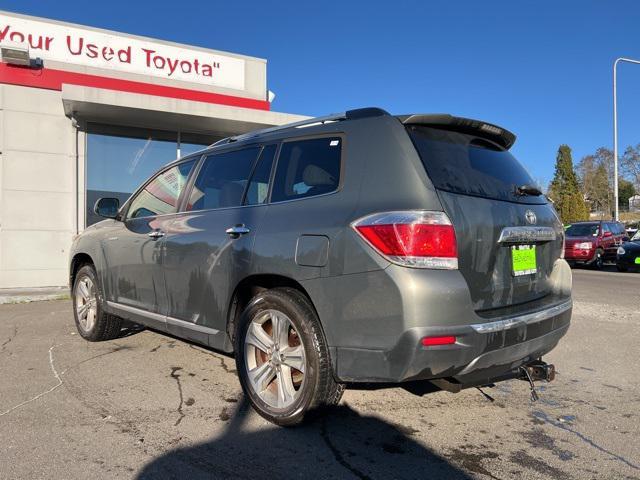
[70,108,572,426]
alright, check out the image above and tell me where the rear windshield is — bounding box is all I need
[566,224,599,237]
[406,126,545,204]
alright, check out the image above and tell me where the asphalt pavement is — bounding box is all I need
[1,267,639,479]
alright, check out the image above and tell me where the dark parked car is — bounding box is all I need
[69,108,572,426]
[564,220,628,268]
[616,230,640,271]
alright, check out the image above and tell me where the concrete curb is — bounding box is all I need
[0,288,70,305]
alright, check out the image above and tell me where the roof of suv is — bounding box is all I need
[211,107,517,150]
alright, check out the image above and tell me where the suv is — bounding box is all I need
[564,220,628,268]
[70,108,572,426]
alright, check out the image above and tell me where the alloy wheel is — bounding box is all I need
[244,309,306,409]
[75,276,97,332]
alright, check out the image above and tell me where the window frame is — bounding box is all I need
[267,133,346,205]
[241,143,281,207]
[120,155,201,221]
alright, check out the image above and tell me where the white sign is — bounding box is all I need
[0,13,245,90]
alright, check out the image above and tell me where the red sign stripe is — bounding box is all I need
[0,63,270,110]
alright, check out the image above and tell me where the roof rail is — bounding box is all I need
[210,107,390,147]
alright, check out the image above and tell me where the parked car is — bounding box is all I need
[564,220,628,268]
[616,230,640,272]
[69,108,572,426]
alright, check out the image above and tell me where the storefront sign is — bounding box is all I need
[0,12,245,90]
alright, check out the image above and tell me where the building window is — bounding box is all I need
[85,124,214,226]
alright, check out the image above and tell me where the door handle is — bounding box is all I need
[148,230,165,240]
[225,225,251,236]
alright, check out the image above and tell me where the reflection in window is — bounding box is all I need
[187,148,260,211]
[126,160,195,219]
[85,125,212,226]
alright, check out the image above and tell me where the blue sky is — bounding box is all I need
[3,0,640,187]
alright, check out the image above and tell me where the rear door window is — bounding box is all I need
[186,147,260,211]
[271,137,341,202]
[406,126,544,204]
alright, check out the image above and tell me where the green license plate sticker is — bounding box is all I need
[635,257,640,265]
[512,245,537,276]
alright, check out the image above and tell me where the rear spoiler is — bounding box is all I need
[398,114,516,150]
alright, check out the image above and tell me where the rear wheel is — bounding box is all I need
[235,287,344,426]
[72,264,122,341]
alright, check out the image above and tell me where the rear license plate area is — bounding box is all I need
[512,245,537,276]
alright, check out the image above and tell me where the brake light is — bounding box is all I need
[421,335,457,347]
[351,210,458,269]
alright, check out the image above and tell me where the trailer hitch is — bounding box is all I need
[519,359,555,402]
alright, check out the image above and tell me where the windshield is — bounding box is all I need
[632,230,640,241]
[566,224,599,237]
[406,126,545,204]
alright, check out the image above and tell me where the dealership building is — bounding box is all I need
[0,10,306,289]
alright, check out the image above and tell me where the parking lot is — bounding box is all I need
[1,267,639,480]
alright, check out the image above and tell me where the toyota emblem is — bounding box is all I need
[525,210,537,225]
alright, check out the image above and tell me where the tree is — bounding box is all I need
[619,178,636,210]
[577,154,608,213]
[548,145,589,223]
[622,144,640,191]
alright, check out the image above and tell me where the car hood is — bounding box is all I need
[565,236,597,245]
[622,240,640,250]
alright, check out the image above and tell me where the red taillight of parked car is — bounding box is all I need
[421,335,457,347]
[352,210,458,269]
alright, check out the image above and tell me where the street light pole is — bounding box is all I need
[613,57,640,221]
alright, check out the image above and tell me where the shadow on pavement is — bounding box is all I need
[136,399,471,480]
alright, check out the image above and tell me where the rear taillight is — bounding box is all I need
[351,210,458,269]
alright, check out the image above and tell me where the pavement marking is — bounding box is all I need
[0,345,63,417]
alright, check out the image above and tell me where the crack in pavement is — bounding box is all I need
[320,416,372,480]
[532,410,639,470]
[170,367,186,426]
[0,345,62,416]
[1,325,18,353]
[188,344,237,375]
[60,344,131,375]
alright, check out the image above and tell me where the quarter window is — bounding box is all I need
[187,147,260,211]
[244,145,277,206]
[271,137,342,202]
[126,160,196,219]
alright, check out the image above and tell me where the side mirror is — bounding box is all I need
[94,197,120,219]
[603,231,613,238]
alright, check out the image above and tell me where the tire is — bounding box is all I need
[72,264,122,341]
[617,264,628,272]
[591,249,604,270]
[235,287,344,426]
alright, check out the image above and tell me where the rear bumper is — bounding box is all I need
[334,299,572,383]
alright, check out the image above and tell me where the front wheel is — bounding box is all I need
[616,264,628,272]
[72,264,122,341]
[235,288,344,426]
[591,249,604,270]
